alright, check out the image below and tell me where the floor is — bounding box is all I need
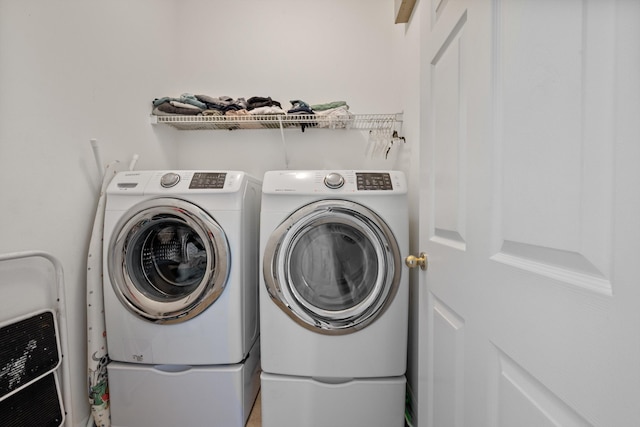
[246,391,262,427]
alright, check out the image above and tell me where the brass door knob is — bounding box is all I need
[405,252,428,270]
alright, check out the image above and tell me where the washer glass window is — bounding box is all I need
[127,219,208,299]
[109,198,230,324]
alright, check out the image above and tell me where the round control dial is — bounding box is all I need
[160,172,180,188]
[324,172,345,189]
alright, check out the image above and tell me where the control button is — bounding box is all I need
[160,172,180,188]
[324,172,345,189]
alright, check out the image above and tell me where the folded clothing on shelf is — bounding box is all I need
[150,93,359,131]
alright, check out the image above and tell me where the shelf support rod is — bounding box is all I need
[278,116,290,169]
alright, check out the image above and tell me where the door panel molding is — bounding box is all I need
[428,293,465,427]
[490,0,615,295]
[432,0,450,25]
[430,10,468,250]
[492,347,592,427]
[491,242,612,296]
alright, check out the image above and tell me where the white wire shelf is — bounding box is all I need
[150,113,402,131]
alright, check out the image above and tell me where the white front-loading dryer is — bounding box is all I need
[259,170,409,427]
[103,170,261,365]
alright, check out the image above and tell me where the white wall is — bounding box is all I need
[168,0,408,176]
[0,1,177,425]
[0,1,421,425]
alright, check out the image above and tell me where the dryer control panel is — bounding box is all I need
[355,172,394,191]
[263,170,406,195]
[323,172,394,190]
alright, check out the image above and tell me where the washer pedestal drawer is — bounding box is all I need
[108,340,260,427]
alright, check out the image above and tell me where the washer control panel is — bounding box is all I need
[108,170,246,196]
[188,172,227,189]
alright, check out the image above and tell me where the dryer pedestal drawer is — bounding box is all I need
[260,372,406,427]
[108,340,260,427]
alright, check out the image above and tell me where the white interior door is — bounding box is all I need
[416,0,640,426]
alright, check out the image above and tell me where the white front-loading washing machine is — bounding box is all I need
[103,170,261,427]
[259,170,409,427]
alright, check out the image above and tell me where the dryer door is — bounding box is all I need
[108,198,230,324]
[263,200,401,335]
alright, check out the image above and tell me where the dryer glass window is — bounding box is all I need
[263,199,402,334]
[288,223,378,311]
[127,219,208,299]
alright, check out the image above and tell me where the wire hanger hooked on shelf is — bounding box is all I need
[366,129,405,160]
[385,130,406,159]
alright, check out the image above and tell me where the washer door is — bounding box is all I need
[108,198,230,324]
[263,200,401,335]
